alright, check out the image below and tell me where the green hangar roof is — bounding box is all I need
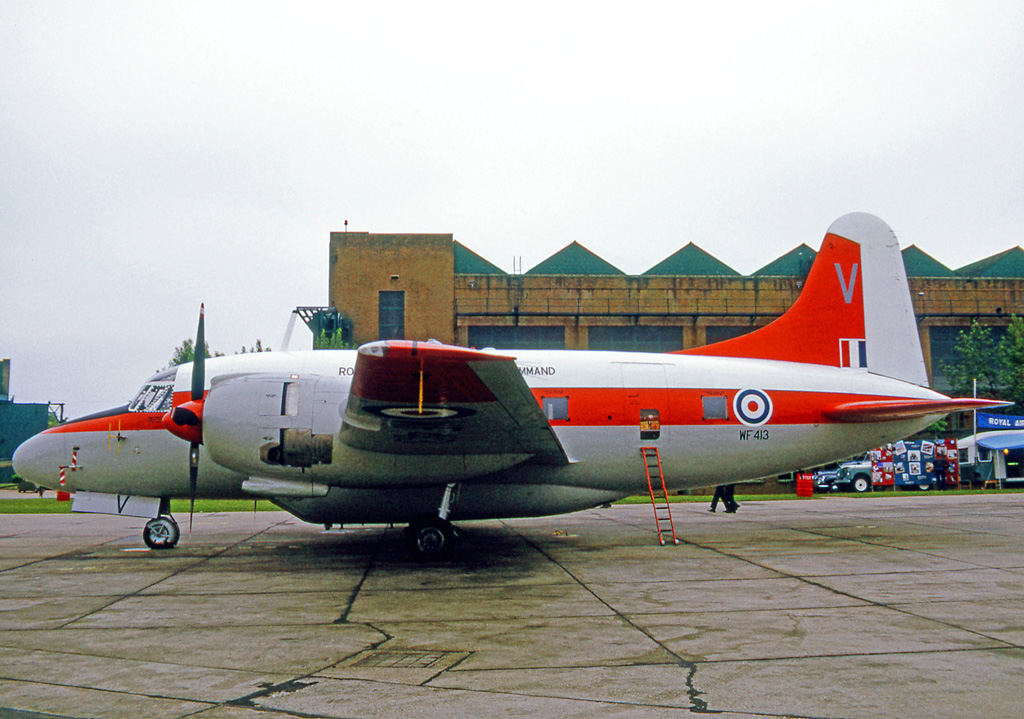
[956,247,1024,278]
[901,245,956,277]
[454,241,507,275]
[751,244,817,276]
[643,243,740,276]
[526,242,625,275]
[451,237,1024,279]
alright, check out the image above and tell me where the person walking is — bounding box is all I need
[722,483,739,513]
[709,485,724,512]
[710,484,739,513]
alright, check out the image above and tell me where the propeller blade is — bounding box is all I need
[188,303,204,537]
[192,303,205,402]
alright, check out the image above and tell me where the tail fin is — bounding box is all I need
[682,213,928,386]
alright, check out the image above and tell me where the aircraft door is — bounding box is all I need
[618,362,670,447]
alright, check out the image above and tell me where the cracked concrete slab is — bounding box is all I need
[0,678,212,719]
[1,494,1023,718]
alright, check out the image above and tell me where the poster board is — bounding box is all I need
[871,439,958,488]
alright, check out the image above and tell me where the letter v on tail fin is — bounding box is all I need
[681,212,929,386]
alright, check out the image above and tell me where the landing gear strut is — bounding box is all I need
[143,516,180,549]
[405,482,459,559]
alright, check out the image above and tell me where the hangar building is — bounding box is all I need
[328,231,1024,393]
[0,359,49,483]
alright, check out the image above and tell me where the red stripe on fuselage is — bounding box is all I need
[43,391,203,435]
[527,387,922,427]
[42,410,168,435]
[44,387,927,437]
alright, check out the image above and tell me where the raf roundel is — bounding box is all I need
[734,388,773,426]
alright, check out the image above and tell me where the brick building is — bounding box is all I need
[328,231,1024,392]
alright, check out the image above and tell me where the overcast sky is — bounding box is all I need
[3,1,1024,417]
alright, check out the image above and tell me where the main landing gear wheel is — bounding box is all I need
[143,516,180,549]
[405,517,456,559]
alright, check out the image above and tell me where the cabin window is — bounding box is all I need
[702,395,729,420]
[542,396,569,421]
[640,409,661,440]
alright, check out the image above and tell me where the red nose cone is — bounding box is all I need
[161,399,204,445]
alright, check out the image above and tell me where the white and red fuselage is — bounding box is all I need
[13,213,1002,532]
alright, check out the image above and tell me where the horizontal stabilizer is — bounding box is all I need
[824,398,1010,423]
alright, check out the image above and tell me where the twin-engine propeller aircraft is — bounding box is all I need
[14,213,1003,556]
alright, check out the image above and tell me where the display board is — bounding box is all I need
[871,439,959,488]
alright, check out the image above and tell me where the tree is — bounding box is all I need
[166,338,271,370]
[942,321,1001,399]
[941,316,1024,413]
[313,330,354,350]
[167,339,223,368]
[998,315,1024,411]
[237,339,270,354]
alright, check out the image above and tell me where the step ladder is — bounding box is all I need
[641,447,679,545]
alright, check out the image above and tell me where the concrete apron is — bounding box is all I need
[1,494,1023,718]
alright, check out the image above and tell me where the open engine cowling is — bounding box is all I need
[201,373,348,478]
[201,371,539,486]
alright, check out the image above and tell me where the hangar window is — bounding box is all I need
[467,325,565,349]
[128,383,174,413]
[379,291,405,340]
[705,326,754,345]
[588,326,683,352]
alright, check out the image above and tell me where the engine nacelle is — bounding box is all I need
[201,372,535,486]
[202,373,348,478]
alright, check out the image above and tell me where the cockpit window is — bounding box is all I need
[129,382,175,413]
[145,367,178,383]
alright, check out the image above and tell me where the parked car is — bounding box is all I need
[14,477,45,496]
[815,456,873,493]
[812,468,840,492]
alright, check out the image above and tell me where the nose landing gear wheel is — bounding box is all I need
[143,516,180,549]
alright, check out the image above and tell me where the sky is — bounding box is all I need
[3,1,1024,417]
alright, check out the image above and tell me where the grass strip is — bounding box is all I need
[4,488,1022,514]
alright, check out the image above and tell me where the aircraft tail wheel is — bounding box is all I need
[406,517,455,559]
[143,516,180,549]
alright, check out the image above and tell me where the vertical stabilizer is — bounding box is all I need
[683,213,928,386]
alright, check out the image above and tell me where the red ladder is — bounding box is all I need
[641,447,679,545]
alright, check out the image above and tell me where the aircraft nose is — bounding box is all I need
[12,431,64,489]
